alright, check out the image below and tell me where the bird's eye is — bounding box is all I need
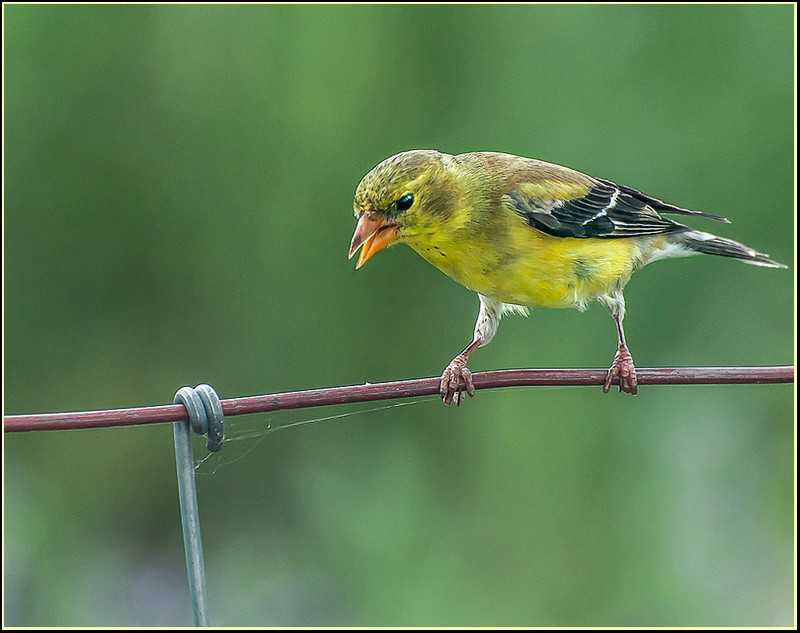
[396,194,414,211]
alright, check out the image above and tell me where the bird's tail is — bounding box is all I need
[671,229,787,268]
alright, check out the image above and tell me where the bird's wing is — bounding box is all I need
[505,177,729,240]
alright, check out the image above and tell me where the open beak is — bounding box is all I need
[348,214,399,269]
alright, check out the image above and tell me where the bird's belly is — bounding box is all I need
[414,233,662,308]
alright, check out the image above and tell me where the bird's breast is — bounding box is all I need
[407,224,664,309]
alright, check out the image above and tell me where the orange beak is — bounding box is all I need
[348,214,399,269]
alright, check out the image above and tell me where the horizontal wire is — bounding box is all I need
[4,365,794,433]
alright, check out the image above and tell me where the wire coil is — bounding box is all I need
[174,384,225,453]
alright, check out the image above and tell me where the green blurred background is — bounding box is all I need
[3,4,794,627]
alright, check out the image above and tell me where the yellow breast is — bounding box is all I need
[406,212,664,309]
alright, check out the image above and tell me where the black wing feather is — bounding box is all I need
[598,179,729,223]
[508,182,674,239]
[507,179,727,240]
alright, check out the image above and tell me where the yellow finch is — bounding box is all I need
[349,150,786,405]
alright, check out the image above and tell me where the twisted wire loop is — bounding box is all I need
[173,384,225,453]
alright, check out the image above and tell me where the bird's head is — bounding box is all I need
[349,150,459,268]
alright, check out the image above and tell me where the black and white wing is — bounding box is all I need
[506,177,729,240]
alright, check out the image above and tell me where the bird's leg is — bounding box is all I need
[602,297,638,395]
[440,295,503,406]
[440,338,482,406]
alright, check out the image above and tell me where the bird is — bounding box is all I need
[348,150,786,405]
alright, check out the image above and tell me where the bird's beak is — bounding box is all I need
[349,214,399,269]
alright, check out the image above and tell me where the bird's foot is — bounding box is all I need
[440,355,476,406]
[603,345,638,395]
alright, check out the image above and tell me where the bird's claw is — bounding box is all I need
[440,356,476,406]
[603,345,638,395]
